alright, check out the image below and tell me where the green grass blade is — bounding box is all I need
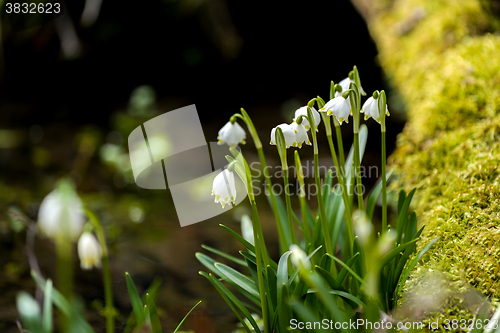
[125,272,145,326]
[215,263,260,298]
[366,170,393,220]
[393,236,440,308]
[146,293,162,333]
[31,271,95,333]
[200,272,260,333]
[336,253,360,284]
[173,300,202,333]
[327,254,365,286]
[220,224,255,252]
[201,244,247,266]
[195,252,224,277]
[42,279,53,333]
[396,188,416,244]
[378,239,418,269]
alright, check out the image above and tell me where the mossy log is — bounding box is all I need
[351,0,500,327]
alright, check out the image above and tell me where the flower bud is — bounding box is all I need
[77,232,102,270]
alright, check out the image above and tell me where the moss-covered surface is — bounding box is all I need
[366,0,500,327]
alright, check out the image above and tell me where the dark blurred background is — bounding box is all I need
[0,0,406,332]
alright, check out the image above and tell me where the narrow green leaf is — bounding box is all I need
[201,244,247,266]
[147,293,162,333]
[279,283,292,333]
[336,253,360,284]
[31,271,95,333]
[403,211,418,244]
[327,254,365,285]
[199,272,260,333]
[266,266,278,310]
[173,300,202,333]
[125,272,145,326]
[315,266,358,309]
[196,252,224,277]
[215,263,259,298]
[396,188,416,245]
[42,279,53,333]
[220,224,255,252]
[366,170,393,220]
[397,189,406,215]
[378,239,418,269]
[394,237,440,307]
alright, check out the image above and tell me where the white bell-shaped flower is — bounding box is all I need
[270,123,297,148]
[289,122,310,148]
[293,106,321,131]
[212,169,236,208]
[77,232,102,270]
[290,244,311,271]
[320,96,351,125]
[37,180,85,242]
[361,97,390,123]
[338,77,366,96]
[217,121,246,148]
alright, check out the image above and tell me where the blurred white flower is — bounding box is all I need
[37,180,85,241]
[270,123,297,148]
[338,77,366,96]
[290,244,311,271]
[217,122,246,148]
[361,96,390,123]
[77,232,102,270]
[289,122,311,148]
[212,169,236,208]
[320,96,352,125]
[293,106,321,131]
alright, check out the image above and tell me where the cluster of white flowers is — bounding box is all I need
[320,77,389,125]
[37,180,102,270]
[211,73,390,209]
[269,106,320,149]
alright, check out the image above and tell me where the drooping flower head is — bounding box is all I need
[270,123,297,148]
[77,232,102,270]
[37,179,85,242]
[320,95,352,125]
[290,244,311,271]
[338,74,366,96]
[289,122,311,148]
[293,106,321,131]
[361,91,390,123]
[217,121,246,148]
[212,169,236,208]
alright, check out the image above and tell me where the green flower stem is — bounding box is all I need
[231,147,270,269]
[333,119,346,172]
[235,110,288,253]
[294,151,311,244]
[275,128,297,245]
[307,107,334,259]
[55,237,72,332]
[349,75,365,212]
[379,91,388,233]
[236,150,269,333]
[86,209,115,333]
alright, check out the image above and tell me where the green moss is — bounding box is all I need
[367,0,500,328]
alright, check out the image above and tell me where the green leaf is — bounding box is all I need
[173,300,202,333]
[195,252,224,277]
[17,292,43,333]
[291,300,324,333]
[147,293,162,333]
[396,188,416,245]
[266,266,278,310]
[215,263,259,298]
[403,211,418,244]
[125,272,145,326]
[201,244,247,266]
[393,237,440,308]
[397,189,406,215]
[378,239,418,269]
[336,253,360,284]
[199,272,260,333]
[31,271,95,333]
[366,170,393,220]
[219,224,255,252]
[327,254,365,286]
[279,283,292,333]
[42,279,53,333]
[315,266,358,309]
